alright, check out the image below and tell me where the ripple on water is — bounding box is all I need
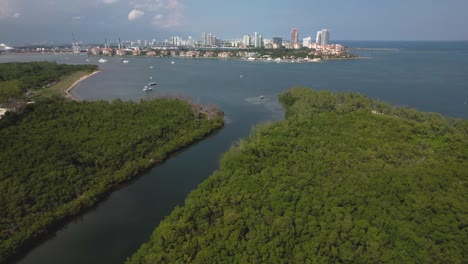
[245,97,267,105]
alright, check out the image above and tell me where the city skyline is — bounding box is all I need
[1,0,468,44]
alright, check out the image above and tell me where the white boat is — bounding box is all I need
[149,76,153,79]
[142,86,153,92]
[240,75,243,78]
[148,82,157,86]
[149,66,154,69]
[171,61,175,64]
[258,95,264,99]
[123,60,129,64]
[98,58,107,63]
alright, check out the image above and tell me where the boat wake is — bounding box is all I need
[245,96,267,105]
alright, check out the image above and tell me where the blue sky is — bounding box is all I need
[1,0,467,44]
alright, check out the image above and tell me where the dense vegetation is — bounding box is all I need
[128,88,467,263]
[0,97,224,262]
[247,48,316,59]
[0,62,97,104]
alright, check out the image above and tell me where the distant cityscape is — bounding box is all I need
[1,28,351,61]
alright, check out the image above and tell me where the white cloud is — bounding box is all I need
[134,0,165,12]
[72,16,82,25]
[0,0,17,19]
[133,0,184,29]
[128,9,144,21]
[102,0,119,4]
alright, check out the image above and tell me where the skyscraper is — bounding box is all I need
[201,32,206,46]
[207,33,213,46]
[302,37,312,48]
[291,28,299,45]
[272,37,283,48]
[321,29,329,46]
[254,32,263,48]
[243,35,251,47]
[316,31,322,46]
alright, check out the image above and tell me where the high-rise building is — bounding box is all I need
[207,33,213,46]
[254,32,259,48]
[187,36,195,47]
[321,29,329,46]
[291,28,299,45]
[316,31,322,46]
[254,32,263,49]
[169,36,181,45]
[243,35,251,47]
[272,37,283,48]
[201,32,206,46]
[302,37,312,48]
[254,32,263,48]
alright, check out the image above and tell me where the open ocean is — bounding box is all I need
[2,41,467,263]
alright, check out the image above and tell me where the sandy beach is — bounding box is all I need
[0,108,7,118]
[65,70,101,101]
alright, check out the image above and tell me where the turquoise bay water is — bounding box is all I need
[1,41,467,263]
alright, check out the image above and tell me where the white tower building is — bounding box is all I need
[321,29,329,46]
[243,35,251,47]
[316,31,322,46]
[254,32,263,48]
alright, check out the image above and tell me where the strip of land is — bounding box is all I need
[64,70,100,100]
[36,70,100,100]
[0,62,98,105]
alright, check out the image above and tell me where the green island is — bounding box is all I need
[128,88,467,263]
[0,63,224,262]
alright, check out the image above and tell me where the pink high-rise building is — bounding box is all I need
[291,28,299,45]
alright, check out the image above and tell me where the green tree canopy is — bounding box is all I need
[128,88,467,264]
[0,96,223,262]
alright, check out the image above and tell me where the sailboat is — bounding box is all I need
[142,85,153,92]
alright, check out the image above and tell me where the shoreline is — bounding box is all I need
[65,70,100,101]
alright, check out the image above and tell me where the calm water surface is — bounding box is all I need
[1,41,467,263]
